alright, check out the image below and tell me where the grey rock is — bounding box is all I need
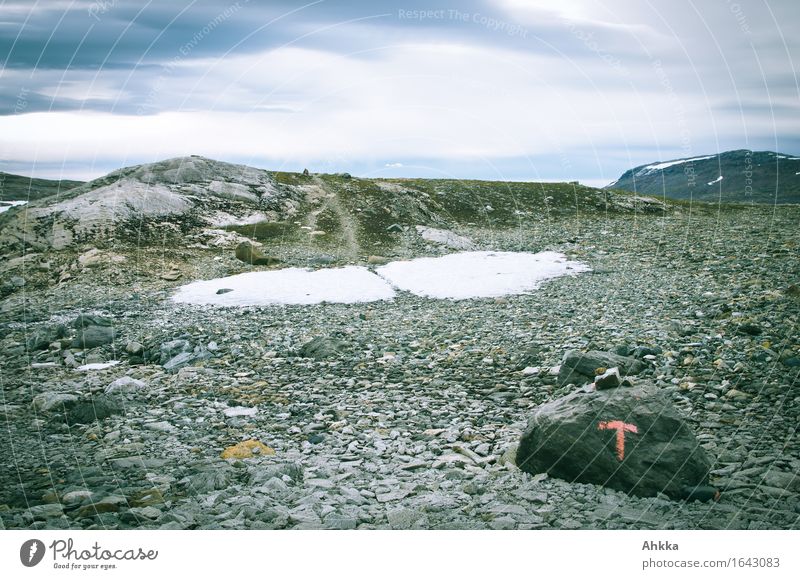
[761,470,799,492]
[235,241,280,266]
[324,514,358,530]
[185,463,236,493]
[558,350,646,386]
[159,339,192,363]
[26,324,68,351]
[144,421,176,432]
[26,504,64,521]
[298,336,344,360]
[489,516,516,530]
[415,225,475,250]
[516,382,712,498]
[386,508,426,529]
[66,396,124,425]
[594,367,622,390]
[71,325,116,349]
[73,314,113,329]
[737,323,762,336]
[32,392,78,412]
[308,255,337,265]
[105,376,147,394]
[128,506,161,520]
[125,341,144,356]
[163,350,209,372]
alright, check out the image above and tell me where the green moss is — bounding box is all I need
[269,171,307,186]
[223,221,301,241]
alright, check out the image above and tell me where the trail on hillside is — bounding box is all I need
[307,176,360,260]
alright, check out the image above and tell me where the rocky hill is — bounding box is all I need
[607,150,800,204]
[0,155,668,256]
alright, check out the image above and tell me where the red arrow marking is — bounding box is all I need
[598,420,638,461]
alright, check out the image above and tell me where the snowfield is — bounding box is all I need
[376,251,590,300]
[172,251,590,305]
[172,266,397,306]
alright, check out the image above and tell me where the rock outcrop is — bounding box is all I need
[558,349,646,386]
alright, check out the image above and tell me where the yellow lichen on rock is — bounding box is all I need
[220,439,275,459]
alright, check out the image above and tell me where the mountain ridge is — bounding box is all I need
[606,149,800,204]
[0,171,83,202]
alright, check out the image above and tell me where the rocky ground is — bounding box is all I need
[1,204,799,530]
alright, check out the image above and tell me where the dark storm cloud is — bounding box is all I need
[0,0,506,71]
[0,0,532,114]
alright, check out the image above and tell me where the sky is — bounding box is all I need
[0,0,798,186]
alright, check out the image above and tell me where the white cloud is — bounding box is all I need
[1,43,720,172]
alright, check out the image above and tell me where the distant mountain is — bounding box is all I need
[606,150,800,204]
[0,171,83,202]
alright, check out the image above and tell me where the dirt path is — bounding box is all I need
[307,176,360,260]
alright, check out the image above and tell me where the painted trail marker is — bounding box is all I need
[598,420,638,461]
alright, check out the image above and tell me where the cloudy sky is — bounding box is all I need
[0,0,798,185]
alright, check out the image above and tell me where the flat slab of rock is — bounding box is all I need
[516,383,712,498]
[414,225,475,250]
[558,349,645,386]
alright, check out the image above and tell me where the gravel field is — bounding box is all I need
[1,206,799,530]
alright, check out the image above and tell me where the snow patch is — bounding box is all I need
[707,176,723,186]
[376,251,590,300]
[173,252,591,305]
[223,406,258,418]
[636,155,716,176]
[172,266,396,306]
[207,211,269,227]
[0,200,28,214]
[76,361,120,372]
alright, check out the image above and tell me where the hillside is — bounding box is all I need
[607,150,800,204]
[0,171,83,202]
[0,155,669,255]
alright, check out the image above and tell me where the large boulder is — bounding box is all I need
[159,339,193,364]
[70,314,116,349]
[516,383,713,498]
[71,325,116,349]
[558,350,646,386]
[235,241,280,266]
[26,324,68,351]
[414,226,475,250]
[298,336,344,360]
[66,396,124,425]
